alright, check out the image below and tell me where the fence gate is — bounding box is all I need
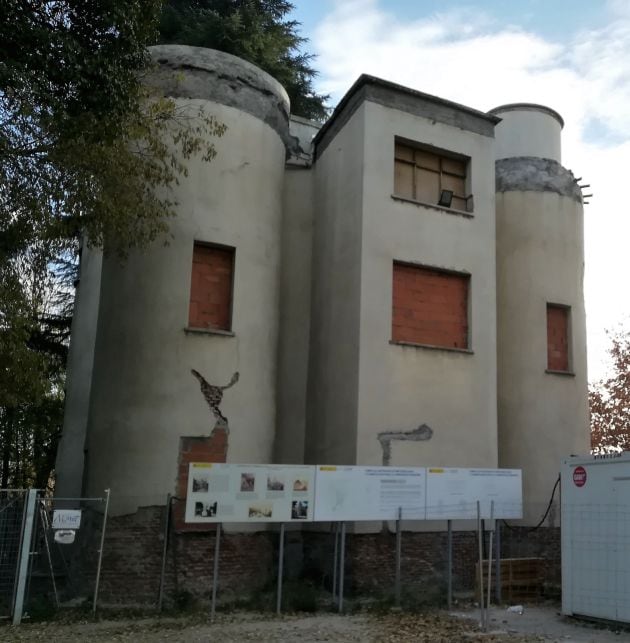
[26,495,108,615]
[0,490,28,620]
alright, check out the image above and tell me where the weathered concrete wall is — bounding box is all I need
[83,47,287,514]
[489,103,563,162]
[148,45,290,142]
[275,166,314,463]
[304,105,366,465]
[495,157,582,201]
[355,99,499,479]
[496,178,589,521]
[55,243,103,498]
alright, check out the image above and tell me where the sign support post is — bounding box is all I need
[447,519,453,611]
[485,500,495,631]
[338,522,346,613]
[477,501,485,629]
[276,523,285,614]
[332,522,339,604]
[211,523,221,622]
[395,507,402,606]
[495,518,502,604]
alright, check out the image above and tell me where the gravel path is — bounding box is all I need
[0,607,623,642]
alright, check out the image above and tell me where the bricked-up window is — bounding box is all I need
[394,142,470,212]
[547,304,570,372]
[392,262,469,349]
[188,243,234,331]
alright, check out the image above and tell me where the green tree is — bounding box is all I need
[590,326,630,453]
[1,1,225,487]
[158,0,329,120]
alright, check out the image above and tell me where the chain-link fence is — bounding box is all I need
[4,493,569,619]
[52,495,560,614]
[0,490,109,623]
[0,490,27,619]
[23,494,109,616]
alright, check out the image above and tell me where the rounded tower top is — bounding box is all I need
[147,45,290,141]
[488,103,563,163]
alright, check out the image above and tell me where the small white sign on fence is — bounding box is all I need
[53,529,76,544]
[52,509,82,530]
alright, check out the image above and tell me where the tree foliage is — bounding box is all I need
[590,327,630,453]
[0,1,225,488]
[158,0,329,120]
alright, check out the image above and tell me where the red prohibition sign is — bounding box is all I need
[573,466,587,487]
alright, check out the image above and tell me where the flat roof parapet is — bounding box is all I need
[314,74,501,159]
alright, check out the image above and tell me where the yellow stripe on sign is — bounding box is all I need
[429,468,444,473]
[192,463,213,468]
[320,466,337,471]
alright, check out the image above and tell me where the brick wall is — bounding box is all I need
[99,506,274,606]
[174,431,228,532]
[96,519,560,606]
[392,263,469,349]
[189,244,233,330]
[546,304,569,371]
[346,531,477,594]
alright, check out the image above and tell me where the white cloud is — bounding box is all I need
[312,0,630,382]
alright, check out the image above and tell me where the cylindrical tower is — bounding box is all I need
[83,46,289,513]
[490,103,590,523]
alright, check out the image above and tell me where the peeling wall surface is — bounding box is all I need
[59,47,590,526]
[496,157,582,201]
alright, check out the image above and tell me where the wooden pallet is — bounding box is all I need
[475,557,543,603]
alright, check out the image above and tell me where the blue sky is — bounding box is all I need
[287,0,630,382]
[292,0,611,43]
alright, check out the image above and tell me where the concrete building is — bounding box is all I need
[56,46,589,523]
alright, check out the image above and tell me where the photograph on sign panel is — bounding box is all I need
[291,500,308,519]
[192,475,209,493]
[267,476,284,491]
[240,472,255,492]
[248,503,273,518]
[194,500,217,517]
[293,478,308,492]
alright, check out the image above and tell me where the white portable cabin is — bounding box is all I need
[561,453,630,622]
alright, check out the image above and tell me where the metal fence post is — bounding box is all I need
[211,523,221,622]
[486,501,495,631]
[93,488,111,615]
[12,489,38,625]
[495,518,502,604]
[276,523,285,614]
[477,501,485,629]
[332,522,339,604]
[447,519,453,611]
[338,522,346,613]
[395,507,402,606]
[158,493,171,611]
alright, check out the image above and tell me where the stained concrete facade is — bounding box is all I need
[57,46,590,520]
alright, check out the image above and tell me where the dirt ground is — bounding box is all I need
[0,606,626,642]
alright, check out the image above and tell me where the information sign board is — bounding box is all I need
[185,463,315,523]
[425,467,522,519]
[313,465,426,521]
[52,509,82,530]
